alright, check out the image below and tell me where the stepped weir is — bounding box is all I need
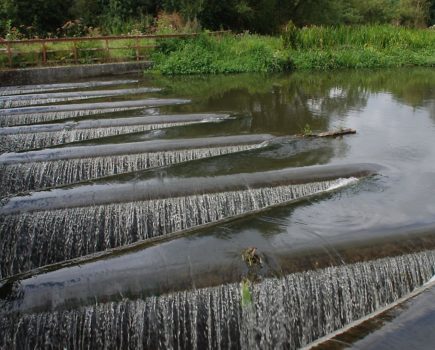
[0,134,271,195]
[0,87,162,108]
[0,163,375,277]
[0,75,432,349]
[0,99,190,126]
[1,249,434,349]
[0,79,139,96]
[0,113,233,152]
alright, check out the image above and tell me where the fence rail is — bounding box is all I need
[0,31,228,69]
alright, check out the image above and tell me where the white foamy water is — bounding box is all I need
[1,250,433,349]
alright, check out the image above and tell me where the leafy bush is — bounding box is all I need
[154,11,185,34]
[152,33,292,74]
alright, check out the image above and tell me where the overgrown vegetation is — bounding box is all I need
[151,34,291,74]
[1,1,434,72]
[151,26,435,74]
[1,0,434,38]
[288,25,435,70]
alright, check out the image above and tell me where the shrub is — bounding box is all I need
[152,33,292,74]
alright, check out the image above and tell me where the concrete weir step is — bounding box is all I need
[0,87,163,108]
[0,62,152,87]
[0,98,191,126]
[0,113,233,152]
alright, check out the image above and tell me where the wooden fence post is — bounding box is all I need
[105,39,110,62]
[135,38,140,61]
[6,42,12,67]
[42,41,47,65]
[73,42,78,64]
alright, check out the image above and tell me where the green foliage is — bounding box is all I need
[352,0,395,24]
[395,0,431,27]
[57,20,89,37]
[303,124,313,136]
[287,25,435,70]
[281,21,300,49]
[241,247,262,267]
[240,278,252,307]
[163,0,205,21]
[1,0,74,36]
[152,33,292,74]
[150,26,434,75]
[69,0,102,28]
[1,0,434,38]
[294,25,433,50]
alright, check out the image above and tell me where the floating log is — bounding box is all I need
[305,128,357,138]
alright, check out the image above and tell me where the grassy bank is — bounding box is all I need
[151,35,289,74]
[151,25,435,74]
[1,25,433,71]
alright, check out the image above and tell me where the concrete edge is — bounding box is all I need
[0,61,153,86]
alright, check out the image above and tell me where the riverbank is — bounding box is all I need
[1,25,433,74]
[151,25,435,74]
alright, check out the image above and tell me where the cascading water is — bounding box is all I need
[0,87,162,108]
[1,71,427,350]
[0,134,269,196]
[0,114,232,152]
[0,99,190,126]
[0,176,357,277]
[1,250,433,349]
[0,80,139,96]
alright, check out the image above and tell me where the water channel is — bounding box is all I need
[0,67,434,349]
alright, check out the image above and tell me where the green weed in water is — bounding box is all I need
[240,278,253,307]
[303,124,313,136]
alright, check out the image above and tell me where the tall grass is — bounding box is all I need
[152,25,435,74]
[292,25,434,50]
[151,34,291,74]
[287,25,435,70]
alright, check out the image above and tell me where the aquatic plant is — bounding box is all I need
[240,278,253,307]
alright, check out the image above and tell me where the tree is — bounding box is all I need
[429,0,435,24]
[395,0,431,27]
[3,0,74,35]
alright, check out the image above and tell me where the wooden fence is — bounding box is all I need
[0,31,228,69]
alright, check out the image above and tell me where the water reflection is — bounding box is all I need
[151,68,435,133]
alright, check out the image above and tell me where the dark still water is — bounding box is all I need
[0,68,435,349]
